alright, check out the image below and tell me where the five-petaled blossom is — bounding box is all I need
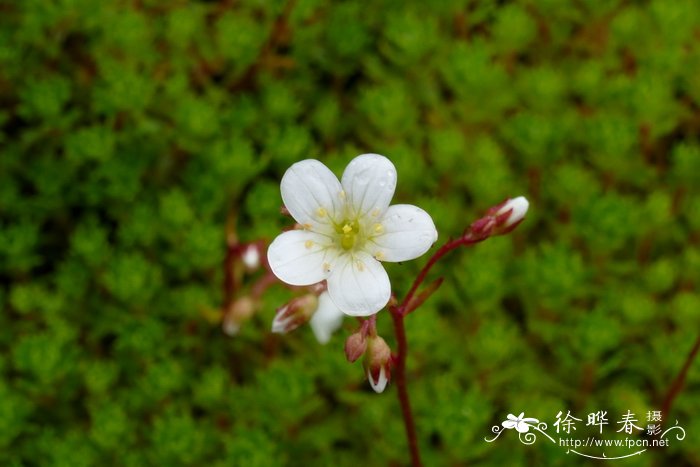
[502,413,539,433]
[267,154,438,316]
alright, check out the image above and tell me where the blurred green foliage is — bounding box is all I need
[1,0,700,465]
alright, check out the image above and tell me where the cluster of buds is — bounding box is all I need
[345,320,393,393]
[469,196,529,240]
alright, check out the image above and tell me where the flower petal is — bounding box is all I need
[267,230,337,286]
[368,366,388,393]
[368,204,438,262]
[271,312,293,334]
[309,292,345,344]
[281,159,344,227]
[341,154,396,219]
[497,196,529,228]
[326,251,391,316]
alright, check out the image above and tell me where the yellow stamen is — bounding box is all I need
[304,240,314,249]
[374,251,385,260]
[339,190,346,199]
[336,220,360,251]
[371,208,380,217]
[373,223,384,234]
[317,207,327,218]
[323,262,331,272]
[356,260,365,272]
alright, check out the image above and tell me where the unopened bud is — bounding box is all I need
[364,335,392,393]
[223,296,256,336]
[492,196,529,233]
[471,196,529,238]
[241,243,261,270]
[271,294,318,334]
[345,331,367,362]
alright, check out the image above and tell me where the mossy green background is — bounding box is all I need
[2,0,700,465]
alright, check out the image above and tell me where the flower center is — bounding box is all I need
[336,220,361,251]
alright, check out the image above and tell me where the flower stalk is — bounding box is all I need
[387,197,529,466]
[390,307,422,467]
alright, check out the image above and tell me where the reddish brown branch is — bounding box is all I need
[390,309,422,467]
[223,240,239,309]
[662,332,700,417]
[399,233,483,315]
[251,270,278,300]
[387,232,487,467]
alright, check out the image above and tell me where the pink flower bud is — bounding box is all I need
[345,331,367,362]
[470,196,529,238]
[271,294,318,334]
[363,335,392,393]
[223,296,256,336]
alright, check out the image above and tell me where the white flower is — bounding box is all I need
[502,413,539,433]
[309,292,345,344]
[267,154,438,316]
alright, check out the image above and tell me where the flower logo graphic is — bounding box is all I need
[502,413,540,433]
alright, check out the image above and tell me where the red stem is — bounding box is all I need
[389,232,485,467]
[251,270,278,300]
[223,240,239,309]
[391,309,422,467]
[661,332,700,417]
[400,233,482,315]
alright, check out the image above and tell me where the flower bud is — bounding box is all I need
[492,196,529,234]
[363,335,392,393]
[241,243,261,270]
[470,196,529,238]
[345,331,367,362]
[271,294,318,334]
[223,296,256,336]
